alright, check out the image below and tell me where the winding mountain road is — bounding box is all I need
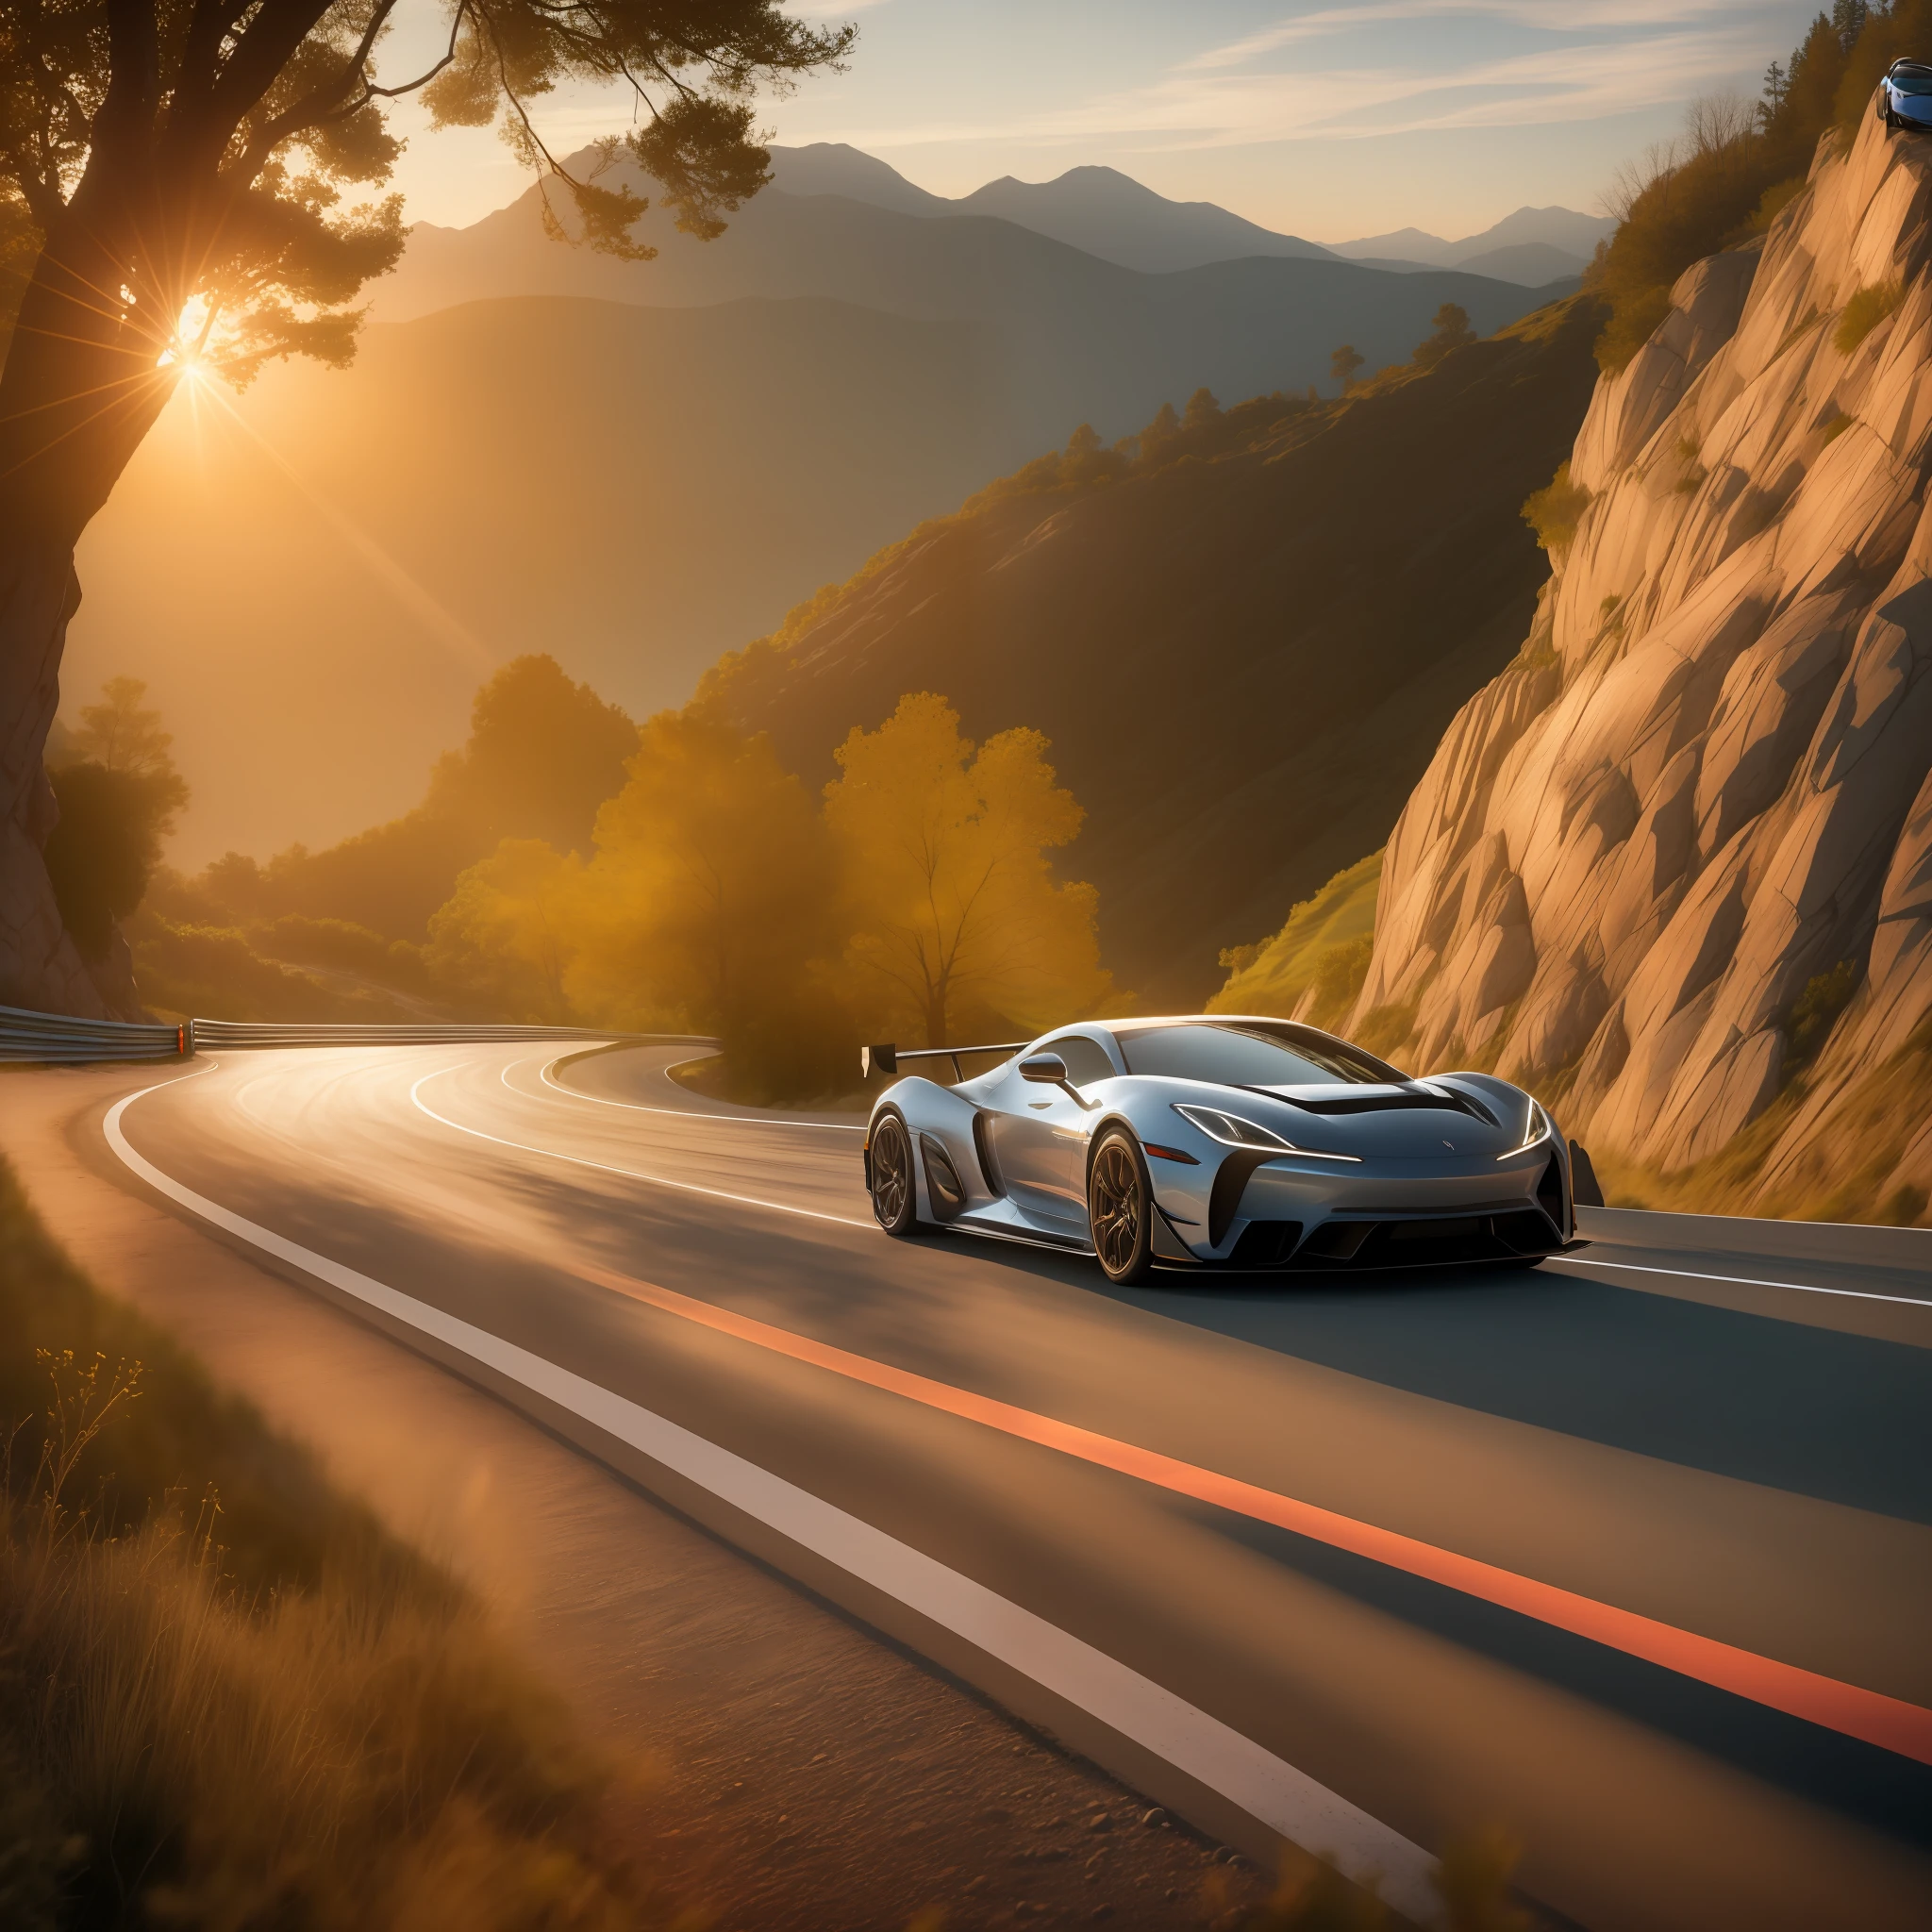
[96,1041,1932,1931]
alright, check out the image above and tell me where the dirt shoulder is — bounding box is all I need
[0,1063,1272,1932]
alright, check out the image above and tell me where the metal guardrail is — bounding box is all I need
[2,1006,687,1064]
[190,1021,668,1049]
[1,1003,190,1063]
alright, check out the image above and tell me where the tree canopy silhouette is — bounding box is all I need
[0,0,852,1015]
[1330,343,1364,392]
[1413,302,1475,369]
[42,676,188,961]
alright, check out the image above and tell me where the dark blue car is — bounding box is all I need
[1879,58,1932,129]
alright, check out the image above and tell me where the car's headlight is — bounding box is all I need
[1172,1104,1362,1162]
[1499,1100,1550,1158]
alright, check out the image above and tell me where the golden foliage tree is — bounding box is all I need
[426,838,582,1024]
[566,710,845,1087]
[824,693,1113,1048]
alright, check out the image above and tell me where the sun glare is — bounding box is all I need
[159,295,224,376]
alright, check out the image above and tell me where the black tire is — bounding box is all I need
[868,1111,923,1236]
[1088,1128,1155,1285]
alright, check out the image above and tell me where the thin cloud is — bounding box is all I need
[822,12,1769,154]
[1187,1,1757,72]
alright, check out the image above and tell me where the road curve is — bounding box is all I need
[98,1041,1932,1931]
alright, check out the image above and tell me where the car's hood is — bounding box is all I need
[1233,1079,1527,1158]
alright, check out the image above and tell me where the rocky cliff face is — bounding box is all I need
[1353,110,1932,1217]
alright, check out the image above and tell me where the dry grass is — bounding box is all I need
[0,1158,663,1930]
[1594,1013,1932,1226]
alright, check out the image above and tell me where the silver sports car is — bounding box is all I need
[1879,58,1932,130]
[860,1015,1576,1283]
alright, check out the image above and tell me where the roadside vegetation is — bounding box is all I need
[1586,1,1932,374]
[1596,1004,1932,1225]
[1211,855,1382,1031]
[87,663,1113,1101]
[0,1153,660,1928]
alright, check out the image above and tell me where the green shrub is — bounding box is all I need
[254,913,431,991]
[1522,461,1591,554]
[1740,175,1807,238]
[1834,277,1904,356]
[1786,958,1858,1069]
[1593,282,1674,375]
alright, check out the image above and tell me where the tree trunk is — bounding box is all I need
[0,183,179,1020]
[0,538,142,1018]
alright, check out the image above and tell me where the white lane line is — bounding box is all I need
[534,1052,869,1131]
[100,1079,1440,1921]
[413,1067,874,1230]
[1546,1253,1932,1308]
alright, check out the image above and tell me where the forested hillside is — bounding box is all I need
[708,297,1606,1005]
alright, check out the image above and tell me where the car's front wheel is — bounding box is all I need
[868,1112,924,1236]
[1089,1128,1155,1284]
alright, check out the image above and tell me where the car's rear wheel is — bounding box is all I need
[868,1112,924,1236]
[1089,1128,1155,1284]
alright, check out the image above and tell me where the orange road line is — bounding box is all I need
[573,1259,1932,1767]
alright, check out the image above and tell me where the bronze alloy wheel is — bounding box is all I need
[869,1113,919,1235]
[1089,1129,1154,1284]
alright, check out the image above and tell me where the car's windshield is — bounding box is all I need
[1894,72,1932,92]
[1118,1023,1388,1087]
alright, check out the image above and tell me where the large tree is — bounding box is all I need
[0,0,851,1015]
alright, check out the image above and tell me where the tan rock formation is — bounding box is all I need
[1353,108,1932,1212]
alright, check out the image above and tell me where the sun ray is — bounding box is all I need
[180,375,496,677]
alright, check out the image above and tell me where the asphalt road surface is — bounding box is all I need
[97,1041,1932,1932]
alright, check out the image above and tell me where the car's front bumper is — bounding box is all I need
[1157,1143,1570,1269]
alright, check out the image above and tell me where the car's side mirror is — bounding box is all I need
[1020,1054,1068,1084]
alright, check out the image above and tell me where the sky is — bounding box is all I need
[377,0,1823,244]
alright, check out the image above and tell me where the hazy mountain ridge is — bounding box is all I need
[1348,114,1932,1221]
[376,162,1566,424]
[1332,205,1614,274]
[708,296,1606,1004]
[769,143,1336,269]
[762,145,1602,283]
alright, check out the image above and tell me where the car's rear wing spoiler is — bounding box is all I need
[862,1041,1028,1082]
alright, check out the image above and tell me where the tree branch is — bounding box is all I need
[233,0,410,178]
[183,0,340,175]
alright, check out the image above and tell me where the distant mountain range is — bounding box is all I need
[376,178,1563,447]
[765,145,1337,274]
[1330,205,1614,283]
[379,146,1599,325]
